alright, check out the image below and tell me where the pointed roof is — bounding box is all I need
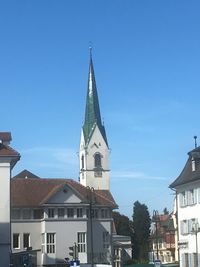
[13,169,40,179]
[82,53,108,146]
[169,146,200,188]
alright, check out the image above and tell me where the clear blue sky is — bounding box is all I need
[1,0,200,218]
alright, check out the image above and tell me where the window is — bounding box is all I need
[94,170,102,177]
[77,232,86,252]
[188,189,197,205]
[47,233,56,254]
[94,153,102,168]
[58,208,65,218]
[101,209,108,218]
[33,209,43,219]
[91,209,98,218]
[184,253,189,267]
[22,209,31,219]
[180,192,187,207]
[81,155,84,169]
[48,208,55,218]
[180,220,189,235]
[77,208,83,218]
[103,231,110,249]
[86,209,89,218]
[11,209,20,219]
[41,233,45,253]
[191,157,196,171]
[13,233,20,249]
[67,208,74,218]
[23,233,30,249]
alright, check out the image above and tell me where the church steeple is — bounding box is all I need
[79,51,110,190]
[83,51,108,146]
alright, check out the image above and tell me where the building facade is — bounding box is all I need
[11,170,117,266]
[170,146,200,267]
[0,132,20,267]
[150,213,176,264]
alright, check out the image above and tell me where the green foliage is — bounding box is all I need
[113,211,133,236]
[132,201,151,263]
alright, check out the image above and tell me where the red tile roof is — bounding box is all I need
[0,143,20,157]
[11,170,118,208]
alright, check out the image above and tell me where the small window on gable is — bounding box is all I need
[94,153,102,168]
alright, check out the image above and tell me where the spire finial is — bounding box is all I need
[194,136,197,148]
[89,42,93,59]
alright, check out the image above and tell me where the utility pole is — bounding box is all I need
[87,186,95,267]
[153,210,159,260]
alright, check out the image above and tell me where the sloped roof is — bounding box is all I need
[0,143,20,157]
[0,132,12,142]
[82,55,108,146]
[13,169,40,179]
[11,170,117,208]
[169,146,200,188]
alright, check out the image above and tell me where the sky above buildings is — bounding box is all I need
[1,0,200,218]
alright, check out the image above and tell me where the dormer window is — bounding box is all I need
[191,157,196,171]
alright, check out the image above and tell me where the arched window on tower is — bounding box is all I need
[94,153,102,177]
[94,153,102,168]
[81,155,84,169]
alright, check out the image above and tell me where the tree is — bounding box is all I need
[132,201,151,263]
[112,211,133,236]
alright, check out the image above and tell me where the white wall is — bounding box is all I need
[0,162,12,267]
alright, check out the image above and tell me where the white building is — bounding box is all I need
[0,132,20,267]
[170,145,200,267]
[11,169,117,266]
[10,53,119,267]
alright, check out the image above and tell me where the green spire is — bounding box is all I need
[83,52,108,146]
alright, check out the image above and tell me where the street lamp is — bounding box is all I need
[87,186,95,267]
[192,222,200,267]
[153,210,159,261]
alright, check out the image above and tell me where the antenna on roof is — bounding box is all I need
[194,135,197,148]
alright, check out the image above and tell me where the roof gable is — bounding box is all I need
[11,171,117,208]
[46,184,83,204]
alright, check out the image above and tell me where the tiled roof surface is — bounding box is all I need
[11,170,117,208]
[0,132,12,142]
[169,146,200,188]
[0,143,20,157]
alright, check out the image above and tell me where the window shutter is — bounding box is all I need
[179,193,183,207]
[180,221,184,235]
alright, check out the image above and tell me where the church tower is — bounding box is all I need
[79,52,110,190]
